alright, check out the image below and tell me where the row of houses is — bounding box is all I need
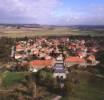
[28,56,98,72]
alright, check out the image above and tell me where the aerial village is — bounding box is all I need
[10,36,100,79]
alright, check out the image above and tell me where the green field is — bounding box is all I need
[63,71,104,100]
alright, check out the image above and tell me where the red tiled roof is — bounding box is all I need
[87,55,96,61]
[65,56,85,63]
[16,45,24,50]
[30,60,54,68]
[90,48,98,53]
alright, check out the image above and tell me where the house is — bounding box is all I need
[11,46,15,58]
[87,55,99,65]
[87,55,95,62]
[15,53,28,60]
[90,48,98,53]
[53,63,66,79]
[77,51,87,58]
[15,54,23,59]
[56,54,63,61]
[29,60,54,72]
[65,56,86,67]
[16,44,25,52]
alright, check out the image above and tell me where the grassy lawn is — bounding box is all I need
[0,72,32,87]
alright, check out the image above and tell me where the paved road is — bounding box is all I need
[51,96,62,100]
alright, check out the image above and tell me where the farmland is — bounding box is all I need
[0,25,104,38]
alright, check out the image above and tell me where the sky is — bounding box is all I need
[0,0,104,25]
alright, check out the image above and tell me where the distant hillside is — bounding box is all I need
[0,24,41,28]
[0,24,104,29]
